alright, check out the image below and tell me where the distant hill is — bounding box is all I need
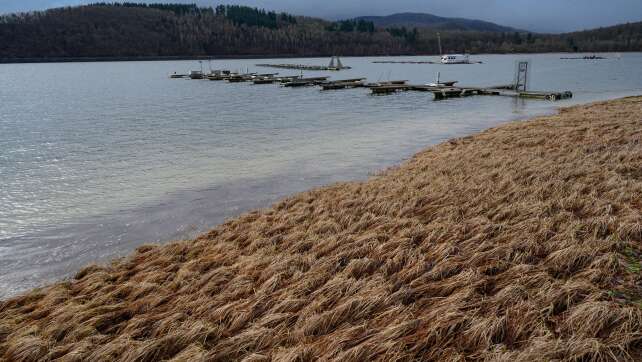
[560,21,642,52]
[356,12,519,32]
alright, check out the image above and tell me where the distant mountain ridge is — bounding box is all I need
[355,12,519,32]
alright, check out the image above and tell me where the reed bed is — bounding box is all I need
[1,96,641,361]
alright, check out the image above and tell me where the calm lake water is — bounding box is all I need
[1,53,641,298]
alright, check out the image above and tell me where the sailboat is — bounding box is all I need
[427,72,458,87]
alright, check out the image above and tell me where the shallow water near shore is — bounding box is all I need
[1,53,641,298]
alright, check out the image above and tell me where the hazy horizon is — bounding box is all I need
[1,0,642,33]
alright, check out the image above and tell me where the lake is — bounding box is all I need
[1,53,641,298]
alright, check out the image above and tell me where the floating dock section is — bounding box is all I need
[319,78,366,90]
[373,60,438,64]
[369,84,573,101]
[256,63,352,71]
[257,56,351,71]
[372,60,483,65]
[283,77,330,87]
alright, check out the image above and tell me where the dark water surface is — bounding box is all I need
[1,53,641,298]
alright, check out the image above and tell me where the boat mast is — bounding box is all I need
[437,33,443,56]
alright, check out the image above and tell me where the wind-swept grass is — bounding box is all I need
[1,96,641,361]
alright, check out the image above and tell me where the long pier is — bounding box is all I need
[372,60,483,65]
[256,63,352,71]
[170,70,573,102]
[257,56,352,71]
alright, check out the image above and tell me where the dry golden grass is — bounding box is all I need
[2,96,642,361]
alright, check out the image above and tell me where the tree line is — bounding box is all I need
[325,19,376,33]
[0,3,640,60]
[90,2,204,15]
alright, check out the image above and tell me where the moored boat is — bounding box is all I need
[189,70,204,79]
[253,77,276,84]
[440,54,471,64]
[427,80,459,87]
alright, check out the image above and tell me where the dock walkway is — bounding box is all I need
[256,64,351,71]
[369,84,573,101]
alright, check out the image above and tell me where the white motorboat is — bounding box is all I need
[440,54,471,64]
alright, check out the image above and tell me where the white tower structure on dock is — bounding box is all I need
[328,56,345,69]
[329,56,336,68]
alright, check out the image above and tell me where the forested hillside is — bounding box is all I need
[0,3,640,60]
[0,3,411,59]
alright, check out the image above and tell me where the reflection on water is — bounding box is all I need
[1,53,641,298]
[510,97,529,114]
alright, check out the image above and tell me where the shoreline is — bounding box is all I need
[0,51,633,64]
[0,101,560,301]
[1,96,641,360]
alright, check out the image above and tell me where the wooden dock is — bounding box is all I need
[283,77,329,87]
[171,69,573,102]
[319,78,366,90]
[250,73,281,84]
[372,60,483,65]
[256,64,351,71]
[373,61,437,64]
[253,78,276,84]
[514,91,574,101]
[363,80,408,88]
[321,82,363,90]
[227,73,258,83]
[431,87,495,99]
[257,56,351,71]
[369,84,573,101]
[370,84,437,95]
[278,76,303,84]
[431,87,572,101]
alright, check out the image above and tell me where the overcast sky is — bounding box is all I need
[2,0,642,33]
